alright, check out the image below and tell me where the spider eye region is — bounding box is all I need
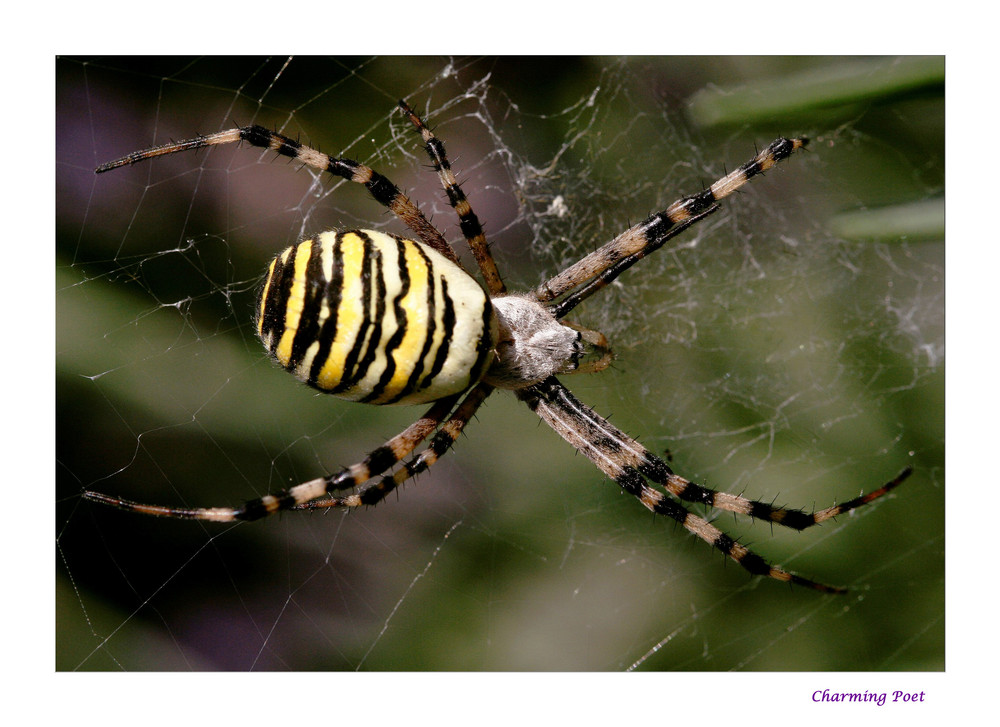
[256,229,498,406]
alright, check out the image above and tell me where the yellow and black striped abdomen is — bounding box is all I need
[257,230,497,405]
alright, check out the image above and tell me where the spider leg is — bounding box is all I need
[548,206,719,319]
[95,125,460,264]
[666,464,912,529]
[535,137,808,305]
[518,377,906,593]
[292,383,493,510]
[398,100,506,296]
[82,393,463,522]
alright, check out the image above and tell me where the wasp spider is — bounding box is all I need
[85,100,911,593]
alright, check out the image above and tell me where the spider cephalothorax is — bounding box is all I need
[486,294,611,388]
[85,99,910,593]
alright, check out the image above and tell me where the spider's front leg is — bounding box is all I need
[518,377,909,593]
[535,137,807,315]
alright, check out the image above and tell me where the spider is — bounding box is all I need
[84,100,911,593]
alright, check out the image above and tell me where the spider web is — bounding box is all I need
[57,56,944,673]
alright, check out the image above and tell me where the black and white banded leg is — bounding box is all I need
[96,124,461,265]
[519,377,909,593]
[293,383,493,511]
[84,393,464,521]
[398,100,506,295]
[535,137,808,314]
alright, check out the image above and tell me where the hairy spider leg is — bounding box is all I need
[536,137,808,305]
[550,205,720,319]
[292,383,493,510]
[96,125,461,264]
[82,395,461,521]
[398,100,506,296]
[519,377,909,593]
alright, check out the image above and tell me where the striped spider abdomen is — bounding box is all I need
[257,229,498,406]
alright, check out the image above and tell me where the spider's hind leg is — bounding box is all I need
[96,123,459,264]
[292,383,493,511]
[82,393,465,522]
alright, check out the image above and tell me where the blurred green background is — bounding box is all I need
[57,56,943,671]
